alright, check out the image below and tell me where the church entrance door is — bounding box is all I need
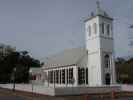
[105,73,110,85]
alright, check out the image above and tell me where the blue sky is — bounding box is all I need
[0,0,133,60]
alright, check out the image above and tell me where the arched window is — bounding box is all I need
[107,24,110,35]
[104,54,110,68]
[88,25,91,36]
[105,73,111,85]
[101,23,104,34]
[93,23,97,34]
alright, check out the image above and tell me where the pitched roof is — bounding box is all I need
[43,48,87,69]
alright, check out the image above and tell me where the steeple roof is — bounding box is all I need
[96,1,108,17]
[84,1,113,22]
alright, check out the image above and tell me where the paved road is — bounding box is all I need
[0,95,133,100]
[0,88,133,100]
[0,96,29,100]
[98,97,133,100]
[0,88,30,100]
[104,97,133,100]
[117,97,133,100]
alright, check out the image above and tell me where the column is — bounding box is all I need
[53,70,55,88]
[111,54,116,84]
[73,66,78,86]
[47,71,49,87]
[68,68,69,85]
[58,70,59,84]
[58,69,60,85]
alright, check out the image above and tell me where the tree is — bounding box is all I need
[115,57,133,84]
[0,50,41,83]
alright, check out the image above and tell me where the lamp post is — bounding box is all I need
[12,67,16,92]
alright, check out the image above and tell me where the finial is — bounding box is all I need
[96,0,100,10]
[96,0,101,15]
[91,12,94,17]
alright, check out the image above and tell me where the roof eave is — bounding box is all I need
[42,64,77,70]
[84,15,113,22]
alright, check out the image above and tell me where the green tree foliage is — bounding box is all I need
[116,57,133,84]
[0,50,41,83]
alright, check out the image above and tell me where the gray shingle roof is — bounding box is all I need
[43,48,87,68]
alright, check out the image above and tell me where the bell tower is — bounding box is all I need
[85,1,116,86]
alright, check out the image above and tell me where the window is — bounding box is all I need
[88,26,91,36]
[55,70,59,84]
[86,68,88,84]
[78,68,81,84]
[60,70,62,84]
[62,69,65,84]
[32,75,36,80]
[68,68,73,84]
[105,73,111,85]
[66,69,69,84]
[105,55,110,68]
[101,23,104,34]
[78,68,85,85]
[93,23,97,34]
[49,71,53,83]
[53,70,56,83]
[107,24,110,35]
[78,67,88,85]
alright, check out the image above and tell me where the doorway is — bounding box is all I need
[105,73,110,85]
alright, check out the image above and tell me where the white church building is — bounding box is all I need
[30,1,117,90]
